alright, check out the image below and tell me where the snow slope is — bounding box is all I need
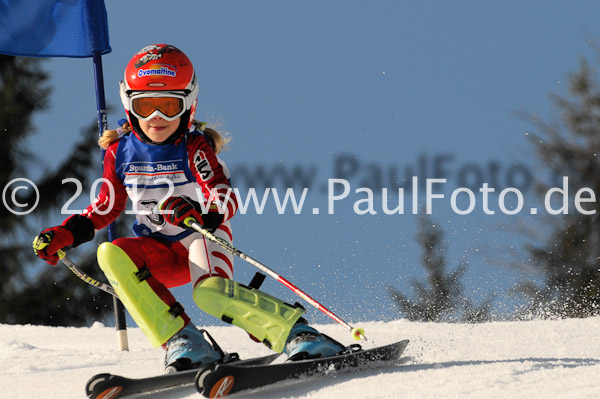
[2,317,599,399]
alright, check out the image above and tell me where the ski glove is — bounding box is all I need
[160,195,224,233]
[33,215,95,265]
[33,226,73,265]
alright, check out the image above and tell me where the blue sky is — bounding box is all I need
[24,1,600,328]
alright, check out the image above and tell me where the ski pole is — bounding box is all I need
[184,217,367,341]
[57,249,118,298]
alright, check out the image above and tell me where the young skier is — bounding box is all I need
[32,44,344,371]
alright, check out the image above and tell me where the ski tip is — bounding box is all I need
[85,373,123,399]
[196,368,236,398]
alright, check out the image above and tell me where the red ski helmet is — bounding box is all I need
[119,44,199,139]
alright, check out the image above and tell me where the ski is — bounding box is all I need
[85,353,280,399]
[195,339,409,398]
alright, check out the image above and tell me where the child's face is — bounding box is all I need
[138,116,180,143]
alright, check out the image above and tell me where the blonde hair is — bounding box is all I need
[98,120,132,149]
[192,120,230,154]
[98,120,230,154]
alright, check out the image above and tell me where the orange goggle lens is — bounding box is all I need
[131,96,184,119]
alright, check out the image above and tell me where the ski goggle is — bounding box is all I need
[128,92,187,121]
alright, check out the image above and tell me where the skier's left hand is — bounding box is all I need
[160,195,224,233]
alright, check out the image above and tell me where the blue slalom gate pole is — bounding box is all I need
[92,50,128,351]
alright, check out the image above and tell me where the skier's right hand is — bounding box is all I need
[33,226,74,265]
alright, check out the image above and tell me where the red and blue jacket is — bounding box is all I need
[81,130,236,242]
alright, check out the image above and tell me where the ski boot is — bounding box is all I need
[284,320,346,361]
[164,323,224,373]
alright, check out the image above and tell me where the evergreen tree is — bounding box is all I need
[389,214,491,322]
[520,58,600,318]
[0,55,114,325]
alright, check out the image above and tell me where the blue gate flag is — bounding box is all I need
[0,0,111,58]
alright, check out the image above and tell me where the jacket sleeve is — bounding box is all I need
[78,140,129,230]
[187,134,237,222]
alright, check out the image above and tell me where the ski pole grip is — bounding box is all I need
[184,216,200,229]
